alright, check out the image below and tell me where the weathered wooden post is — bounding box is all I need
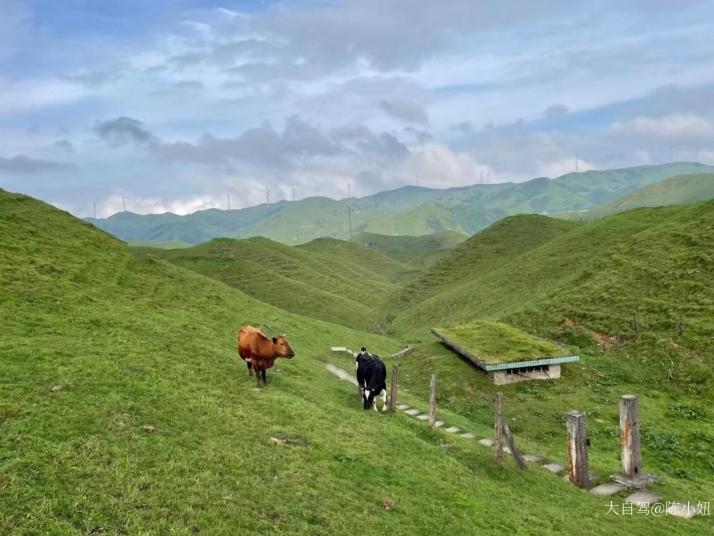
[566,411,590,488]
[631,314,640,334]
[427,374,436,426]
[493,392,504,464]
[388,364,399,412]
[504,424,528,470]
[620,395,641,479]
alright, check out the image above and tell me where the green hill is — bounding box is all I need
[86,162,714,245]
[353,230,467,268]
[388,202,714,374]
[379,202,714,510]
[390,215,580,310]
[133,236,411,331]
[295,237,418,282]
[582,173,714,220]
[4,187,714,533]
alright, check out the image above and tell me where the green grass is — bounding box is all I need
[390,214,579,310]
[132,236,409,332]
[433,321,571,364]
[376,202,714,529]
[296,237,418,283]
[354,230,467,268]
[3,187,713,534]
[389,203,714,360]
[581,173,714,220]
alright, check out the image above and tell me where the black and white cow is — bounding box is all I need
[355,347,387,411]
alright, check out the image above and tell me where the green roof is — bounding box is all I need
[431,320,578,372]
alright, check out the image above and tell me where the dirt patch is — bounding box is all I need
[591,331,625,350]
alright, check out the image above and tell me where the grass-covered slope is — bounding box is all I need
[86,163,714,245]
[554,162,713,204]
[133,236,409,332]
[583,173,714,220]
[390,215,580,310]
[382,203,714,516]
[296,237,417,283]
[354,230,467,268]
[1,188,710,534]
[389,203,714,375]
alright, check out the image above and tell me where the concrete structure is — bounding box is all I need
[492,364,561,385]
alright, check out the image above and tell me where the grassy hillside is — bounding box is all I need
[133,236,409,331]
[86,162,714,245]
[390,203,714,351]
[391,215,580,310]
[296,237,418,283]
[554,162,713,204]
[354,230,467,268]
[582,173,714,220]
[2,188,712,534]
[379,203,714,517]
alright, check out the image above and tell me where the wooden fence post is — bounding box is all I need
[428,374,436,426]
[503,424,527,470]
[620,395,641,479]
[493,392,504,464]
[388,364,398,412]
[566,411,590,488]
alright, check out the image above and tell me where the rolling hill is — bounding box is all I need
[3,187,713,534]
[389,215,581,310]
[133,236,413,331]
[581,173,714,220]
[353,230,467,268]
[387,202,714,373]
[86,162,713,245]
[6,187,698,534]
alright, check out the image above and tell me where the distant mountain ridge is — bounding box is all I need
[578,173,714,220]
[86,162,713,244]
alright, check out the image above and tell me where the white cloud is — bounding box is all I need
[399,143,490,187]
[97,193,224,218]
[610,114,714,143]
[538,157,594,178]
[0,78,88,115]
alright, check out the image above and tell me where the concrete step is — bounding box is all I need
[589,483,627,496]
[542,463,566,474]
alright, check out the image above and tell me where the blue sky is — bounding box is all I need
[1,0,713,216]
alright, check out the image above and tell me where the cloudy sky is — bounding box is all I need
[1,0,714,217]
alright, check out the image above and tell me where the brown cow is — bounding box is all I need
[237,326,295,387]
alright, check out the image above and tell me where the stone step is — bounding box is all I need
[542,463,566,474]
[589,483,627,497]
[444,426,461,433]
[404,408,421,416]
[625,490,662,506]
[434,420,445,428]
[523,454,543,463]
[478,438,494,447]
[396,404,410,411]
[666,502,699,519]
[416,414,429,421]
[460,432,476,439]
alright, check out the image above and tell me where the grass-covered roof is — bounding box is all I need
[432,320,576,369]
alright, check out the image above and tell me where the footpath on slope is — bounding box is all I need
[325,361,702,520]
